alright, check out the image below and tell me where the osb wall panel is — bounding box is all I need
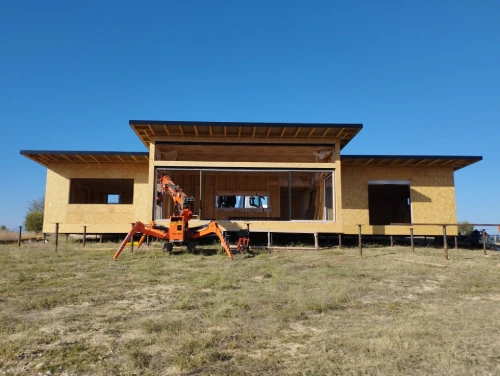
[341,165,457,235]
[43,162,149,233]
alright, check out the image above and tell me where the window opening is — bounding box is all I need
[368,182,411,225]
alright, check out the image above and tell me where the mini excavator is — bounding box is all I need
[113,175,235,260]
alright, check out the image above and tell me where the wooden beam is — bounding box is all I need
[162,125,170,136]
[280,127,287,138]
[193,125,199,137]
[294,127,301,137]
[363,158,374,166]
[178,125,184,136]
[266,127,271,137]
[117,155,126,163]
[335,128,345,137]
[322,128,330,137]
[308,127,316,137]
[224,126,227,137]
[252,127,256,138]
[61,154,73,162]
[131,155,139,162]
[401,159,415,166]
[428,159,442,166]
[75,155,86,162]
[414,159,428,167]
[148,124,156,135]
[104,155,112,162]
[390,159,402,166]
[209,126,213,137]
[89,155,99,162]
[238,126,242,137]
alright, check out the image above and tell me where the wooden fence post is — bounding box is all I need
[482,229,487,256]
[55,223,59,253]
[358,225,362,257]
[17,226,22,247]
[443,225,448,260]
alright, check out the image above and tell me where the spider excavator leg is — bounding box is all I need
[190,220,233,260]
[113,221,170,260]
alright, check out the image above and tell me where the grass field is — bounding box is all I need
[1,241,500,375]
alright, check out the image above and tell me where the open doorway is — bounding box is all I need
[368,181,411,225]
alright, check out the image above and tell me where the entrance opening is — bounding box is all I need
[368,182,411,225]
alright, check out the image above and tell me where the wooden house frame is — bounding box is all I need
[21,120,482,237]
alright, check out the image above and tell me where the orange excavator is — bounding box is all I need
[113,175,233,260]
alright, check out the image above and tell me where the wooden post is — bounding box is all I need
[199,170,203,219]
[390,235,394,247]
[146,235,150,247]
[17,226,22,247]
[65,234,69,242]
[130,223,134,253]
[338,233,342,249]
[267,231,271,248]
[314,233,318,249]
[358,225,362,257]
[100,234,102,244]
[454,236,458,249]
[83,226,87,248]
[482,229,486,256]
[43,233,47,243]
[55,223,59,253]
[443,225,448,260]
[410,228,414,252]
[287,171,292,221]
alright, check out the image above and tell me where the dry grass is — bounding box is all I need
[1,241,500,375]
[0,230,40,242]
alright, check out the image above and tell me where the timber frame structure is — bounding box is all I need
[21,120,482,238]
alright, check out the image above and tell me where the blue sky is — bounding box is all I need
[0,1,498,233]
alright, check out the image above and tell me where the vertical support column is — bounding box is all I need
[83,226,87,248]
[267,231,271,248]
[410,228,414,252]
[443,225,448,260]
[314,233,318,249]
[454,236,458,250]
[199,170,203,220]
[358,225,362,257]
[100,234,103,244]
[288,171,292,221]
[146,235,150,247]
[482,229,487,256]
[43,233,47,243]
[338,233,342,249]
[130,223,134,253]
[17,226,22,247]
[390,235,394,247]
[65,234,69,242]
[55,223,59,253]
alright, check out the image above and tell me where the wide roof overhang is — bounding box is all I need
[20,150,149,168]
[129,120,363,149]
[341,155,482,171]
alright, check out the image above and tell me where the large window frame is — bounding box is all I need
[154,167,335,222]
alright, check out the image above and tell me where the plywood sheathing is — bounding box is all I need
[43,162,150,233]
[341,165,458,236]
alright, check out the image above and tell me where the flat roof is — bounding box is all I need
[20,150,149,168]
[341,155,482,171]
[129,120,363,150]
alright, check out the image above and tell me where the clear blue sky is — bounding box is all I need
[1,1,498,233]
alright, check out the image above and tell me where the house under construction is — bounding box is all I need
[21,120,482,238]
